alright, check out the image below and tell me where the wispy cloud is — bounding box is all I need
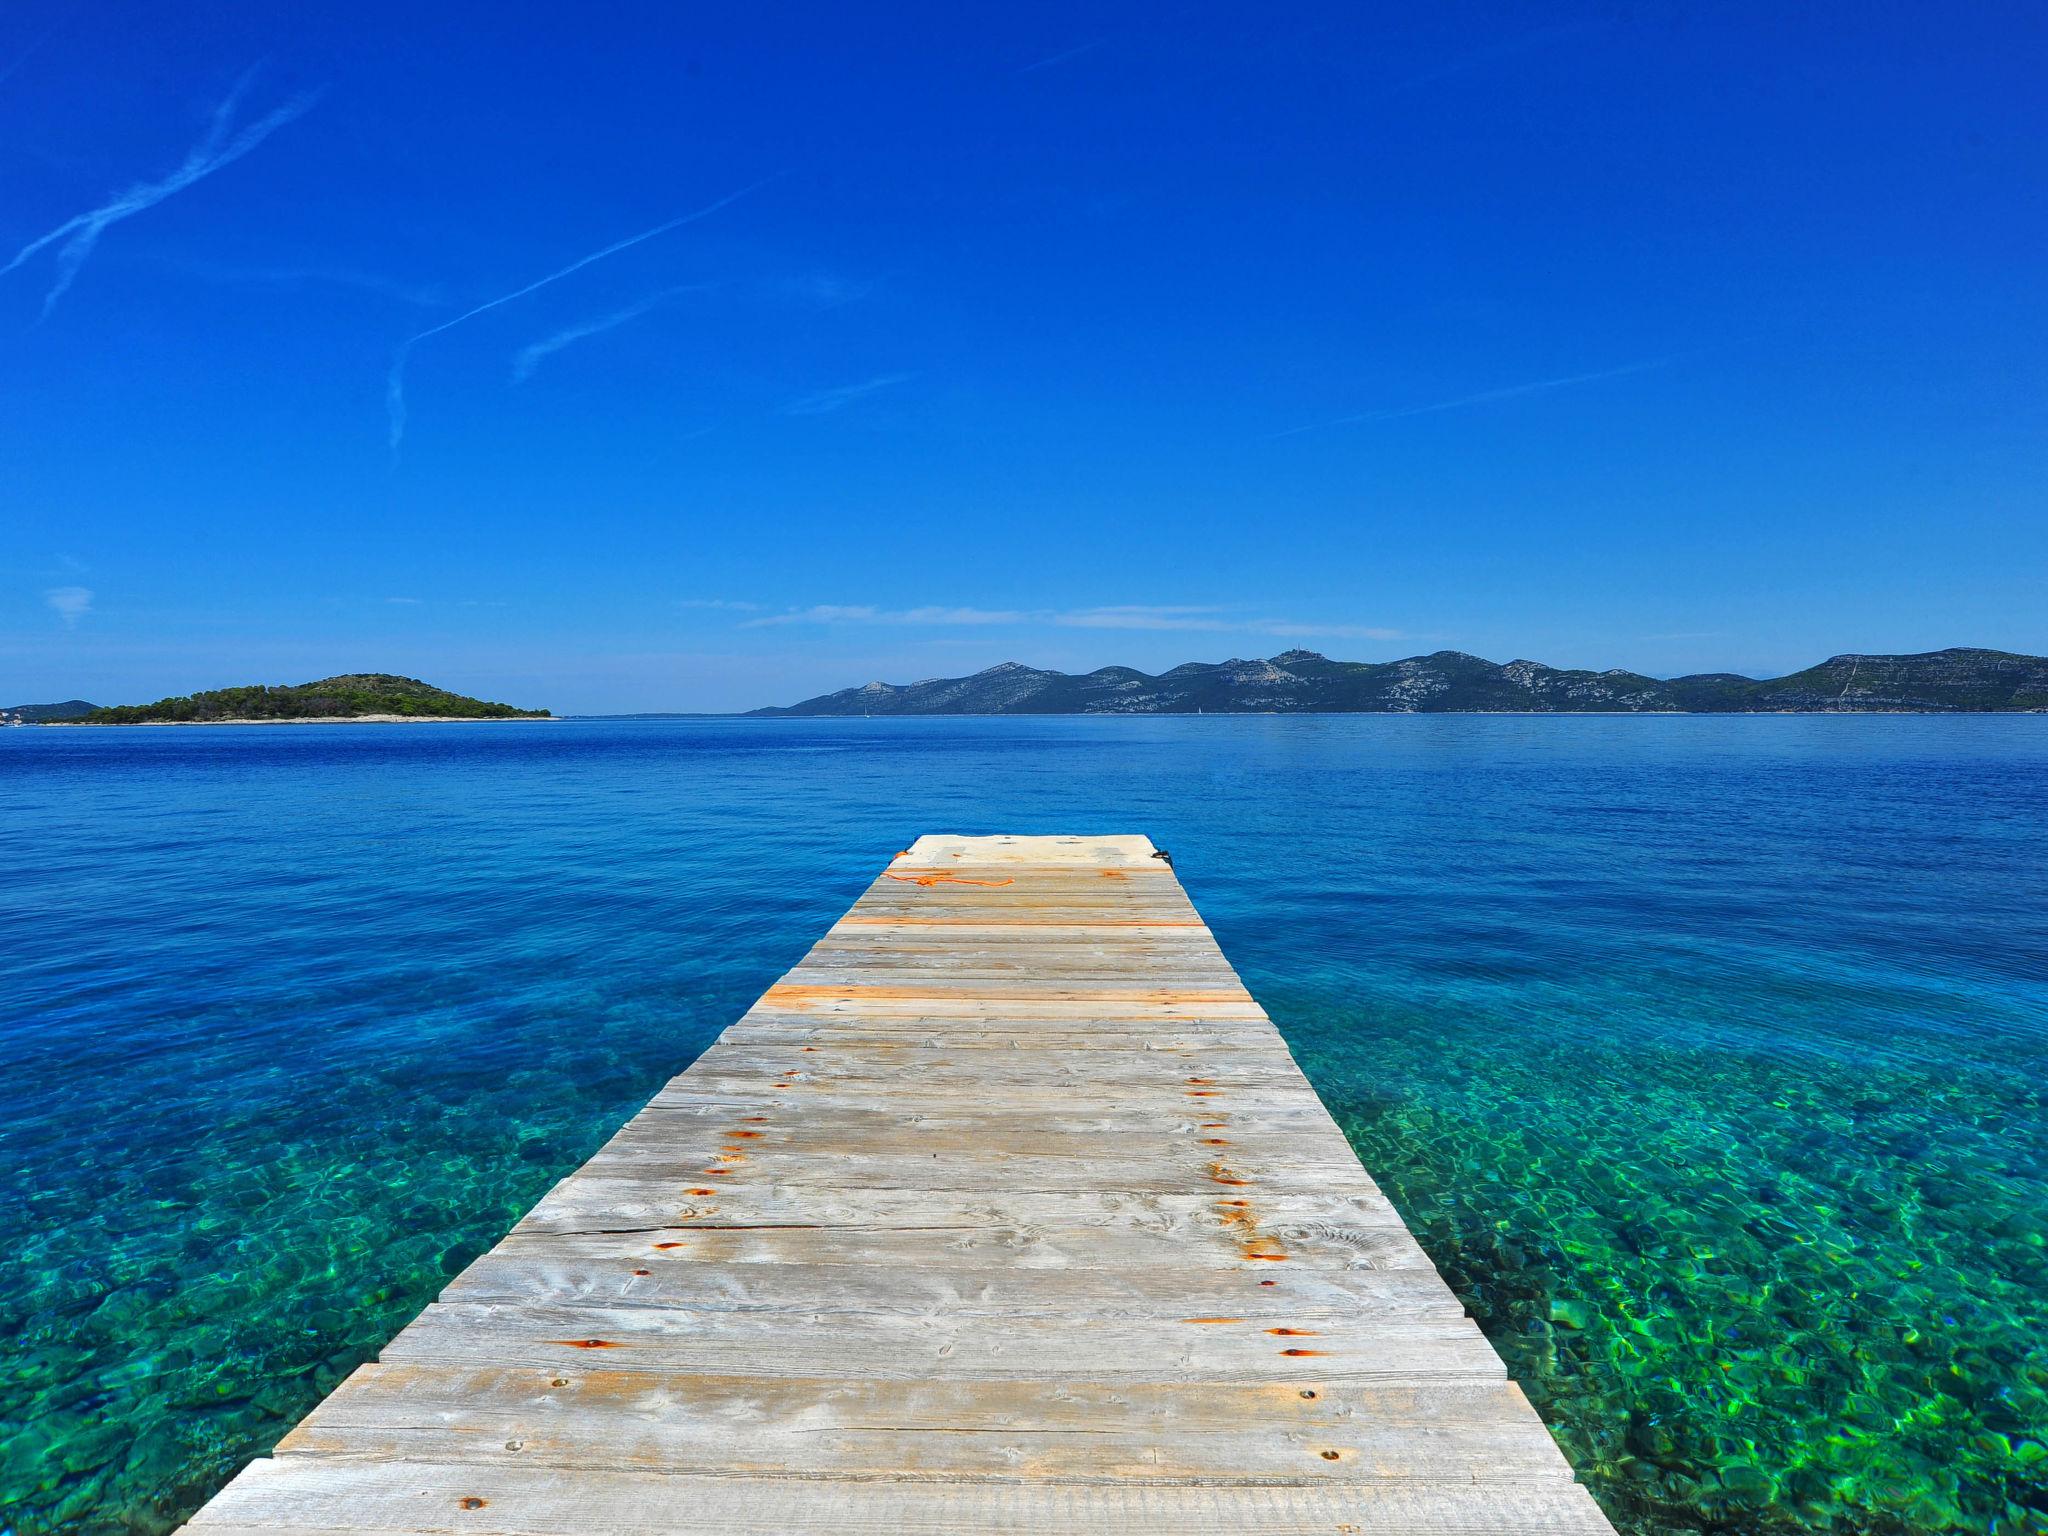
[386,174,778,448]
[783,372,914,416]
[45,585,92,625]
[741,602,1402,642]
[1272,355,1680,439]
[746,604,1026,628]
[1050,604,1230,631]
[385,596,423,606]
[1016,35,1113,74]
[678,598,764,612]
[0,17,64,91]
[2,69,317,318]
[510,283,712,384]
[777,272,877,312]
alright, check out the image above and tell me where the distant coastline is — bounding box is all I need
[739,708,2048,719]
[46,714,556,726]
[753,646,2048,717]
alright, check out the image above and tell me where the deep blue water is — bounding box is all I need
[2,716,2044,1535]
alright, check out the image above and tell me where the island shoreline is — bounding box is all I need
[47,715,557,726]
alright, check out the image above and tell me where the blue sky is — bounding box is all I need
[3,2,2043,713]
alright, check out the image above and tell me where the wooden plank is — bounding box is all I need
[277,1367,1568,1483]
[436,1242,1471,1316]
[188,1458,1617,1534]
[717,1025,1287,1050]
[504,1213,1443,1278]
[177,833,1612,1535]
[372,1301,1508,1381]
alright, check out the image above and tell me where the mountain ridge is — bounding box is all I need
[752,647,2048,716]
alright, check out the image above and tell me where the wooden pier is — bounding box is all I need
[181,834,1615,1534]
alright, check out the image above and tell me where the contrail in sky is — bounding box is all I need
[510,283,714,383]
[2,69,316,317]
[1015,35,1111,73]
[783,371,915,415]
[386,175,778,449]
[0,18,64,90]
[1270,355,1681,439]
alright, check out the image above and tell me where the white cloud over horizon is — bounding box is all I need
[738,602,1401,642]
[45,586,93,625]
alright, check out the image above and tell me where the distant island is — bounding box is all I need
[67,674,549,724]
[753,647,2048,716]
[2,699,97,724]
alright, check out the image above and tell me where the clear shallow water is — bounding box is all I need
[1,716,2043,1536]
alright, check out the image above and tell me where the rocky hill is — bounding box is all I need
[2,699,97,724]
[753,648,2048,716]
[82,674,549,723]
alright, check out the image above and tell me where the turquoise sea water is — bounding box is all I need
[2,717,2044,1535]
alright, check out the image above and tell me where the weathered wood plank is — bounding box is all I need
[438,1243,1470,1316]
[718,1025,1287,1050]
[506,1214,1442,1277]
[185,1460,1618,1534]
[277,1367,1568,1482]
[176,834,1612,1535]
[375,1300,1509,1381]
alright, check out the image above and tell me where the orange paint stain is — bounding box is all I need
[837,916,1203,928]
[764,982,1244,1003]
